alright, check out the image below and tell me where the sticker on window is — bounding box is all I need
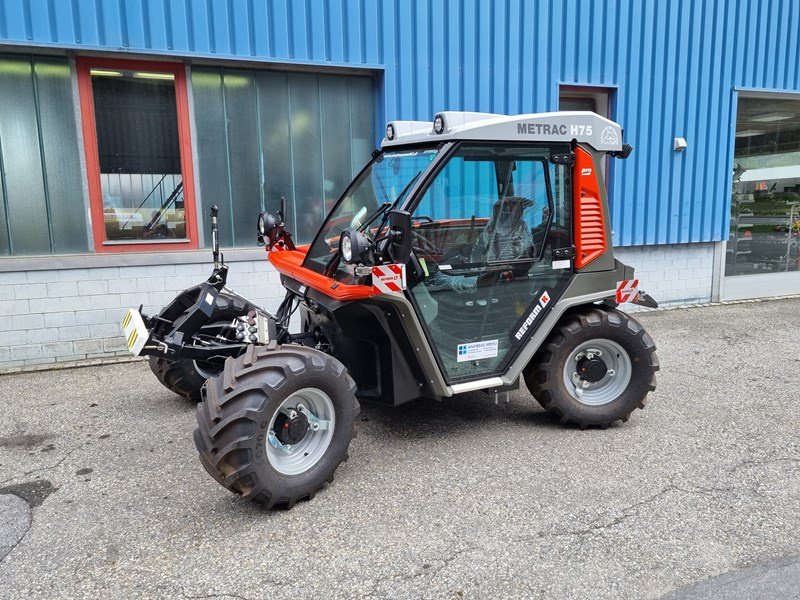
[456,339,499,363]
[552,259,571,270]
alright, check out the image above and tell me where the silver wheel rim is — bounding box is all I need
[266,388,336,476]
[562,339,632,406]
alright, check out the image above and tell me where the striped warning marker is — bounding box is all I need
[616,279,639,303]
[372,264,406,296]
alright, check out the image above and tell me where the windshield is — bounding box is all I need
[304,148,439,276]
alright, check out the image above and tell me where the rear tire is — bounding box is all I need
[148,294,256,401]
[524,307,658,428]
[194,344,359,509]
[148,356,215,401]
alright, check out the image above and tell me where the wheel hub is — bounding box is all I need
[563,340,632,406]
[274,410,310,445]
[576,356,608,383]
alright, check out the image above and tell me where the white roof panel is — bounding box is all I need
[382,111,624,152]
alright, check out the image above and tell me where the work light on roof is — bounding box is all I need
[386,123,395,140]
[433,114,445,134]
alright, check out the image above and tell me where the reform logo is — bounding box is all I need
[513,291,551,341]
[600,126,620,146]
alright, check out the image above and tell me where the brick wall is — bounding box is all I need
[615,242,716,306]
[0,258,286,372]
[1,242,717,371]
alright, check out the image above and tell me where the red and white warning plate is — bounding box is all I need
[372,264,407,296]
[616,279,639,303]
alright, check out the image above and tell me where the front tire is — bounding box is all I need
[194,344,359,509]
[524,307,658,428]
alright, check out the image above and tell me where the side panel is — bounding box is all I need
[500,260,636,389]
[573,146,608,268]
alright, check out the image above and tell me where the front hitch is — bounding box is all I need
[632,291,659,309]
[121,205,279,364]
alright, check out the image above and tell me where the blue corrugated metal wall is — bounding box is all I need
[1,0,799,246]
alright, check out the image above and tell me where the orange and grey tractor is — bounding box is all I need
[122,111,658,508]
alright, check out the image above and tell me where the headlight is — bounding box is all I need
[257,211,279,243]
[341,234,353,262]
[433,114,445,134]
[339,228,371,264]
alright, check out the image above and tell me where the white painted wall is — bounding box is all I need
[1,242,719,371]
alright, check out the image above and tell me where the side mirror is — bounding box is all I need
[388,209,412,264]
[610,143,634,159]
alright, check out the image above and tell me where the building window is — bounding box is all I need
[191,67,376,247]
[559,86,613,181]
[0,54,87,256]
[559,87,611,118]
[77,58,198,252]
[727,96,800,276]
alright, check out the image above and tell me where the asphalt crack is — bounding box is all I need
[0,494,32,564]
[364,545,483,597]
[362,482,744,594]
[180,589,255,600]
[729,456,800,473]
[0,441,91,486]
[528,482,736,541]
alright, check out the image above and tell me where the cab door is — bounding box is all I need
[406,143,574,383]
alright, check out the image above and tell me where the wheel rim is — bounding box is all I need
[266,388,336,476]
[562,338,632,406]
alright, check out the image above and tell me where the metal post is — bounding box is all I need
[211,204,220,269]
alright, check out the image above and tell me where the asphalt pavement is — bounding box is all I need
[0,298,798,599]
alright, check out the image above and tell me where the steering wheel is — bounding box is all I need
[411,229,442,257]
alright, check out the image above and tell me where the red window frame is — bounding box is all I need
[76,57,199,252]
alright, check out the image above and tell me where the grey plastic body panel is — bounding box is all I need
[281,274,451,399]
[373,292,451,398]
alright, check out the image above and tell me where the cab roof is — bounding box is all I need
[381,111,623,153]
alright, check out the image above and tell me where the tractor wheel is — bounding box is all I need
[194,344,359,509]
[148,356,219,401]
[149,295,256,401]
[524,307,658,428]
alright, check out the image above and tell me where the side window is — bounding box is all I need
[413,146,555,266]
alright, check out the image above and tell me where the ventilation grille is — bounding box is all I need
[573,148,607,269]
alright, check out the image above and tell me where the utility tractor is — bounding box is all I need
[123,111,659,509]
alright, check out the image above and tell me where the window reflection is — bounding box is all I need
[728,97,800,275]
[90,69,186,243]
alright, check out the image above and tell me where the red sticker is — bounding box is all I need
[616,279,639,303]
[372,264,406,296]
